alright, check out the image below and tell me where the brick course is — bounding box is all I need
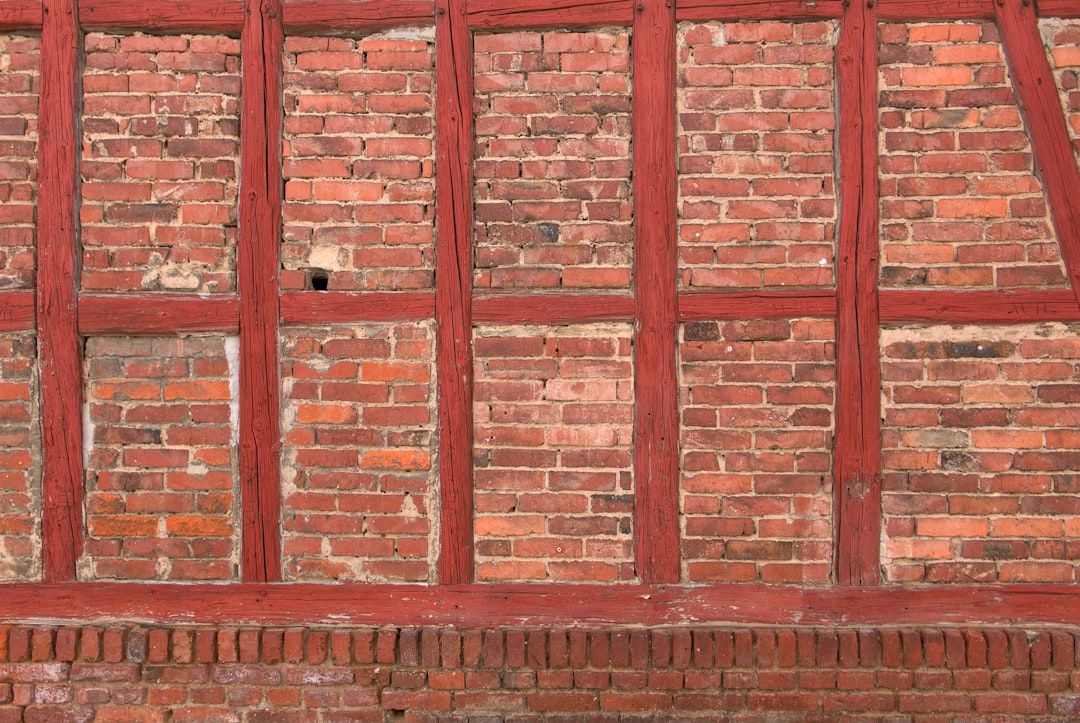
[677,21,837,290]
[473,30,634,290]
[281,32,435,291]
[0,35,38,291]
[879,22,1066,289]
[80,32,240,293]
[882,324,1080,584]
[80,337,239,581]
[280,323,437,582]
[473,324,635,582]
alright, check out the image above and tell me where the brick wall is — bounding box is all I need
[80,337,239,581]
[0,34,38,291]
[81,32,240,293]
[3,624,1080,719]
[0,333,38,581]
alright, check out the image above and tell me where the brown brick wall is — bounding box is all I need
[281,32,435,291]
[677,21,837,290]
[879,22,1066,289]
[80,337,239,581]
[473,324,635,582]
[882,324,1080,584]
[473,30,633,290]
[280,323,437,582]
[80,32,240,293]
[0,34,38,291]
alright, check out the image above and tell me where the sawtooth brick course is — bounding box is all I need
[473,30,634,290]
[680,319,834,584]
[677,21,838,290]
[879,22,1067,290]
[281,32,435,291]
[0,35,38,291]
[80,337,239,581]
[80,32,240,293]
[473,324,635,583]
[882,324,1080,584]
[280,323,437,582]
[0,334,38,581]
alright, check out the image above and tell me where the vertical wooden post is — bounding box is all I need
[435,0,475,584]
[997,0,1080,307]
[633,0,679,583]
[38,0,83,582]
[239,0,283,582]
[834,0,882,586]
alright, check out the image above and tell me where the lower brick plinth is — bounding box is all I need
[1,624,1078,718]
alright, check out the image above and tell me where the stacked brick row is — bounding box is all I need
[0,34,38,290]
[2,624,1080,719]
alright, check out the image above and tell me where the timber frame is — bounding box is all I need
[2,0,1080,626]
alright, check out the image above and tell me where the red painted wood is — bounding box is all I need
[876,0,994,20]
[435,0,474,585]
[473,293,634,324]
[0,0,41,30]
[0,291,35,332]
[77,294,240,335]
[78,0,244,30]
[633,0,679,585]
[675,0,843,22]
[279,292,435,325]
[238,0,283,583]
[997,0,1080,312]
[834,0,881,587]
[37,0,82,583]
[1039,0,1080,18]
[881,289,1080,324]
[468,0,632,29]
[678,291,836,321]
[283,0,433,32]
[2,582,1080,627]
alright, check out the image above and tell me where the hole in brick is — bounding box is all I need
[309,269,329,291]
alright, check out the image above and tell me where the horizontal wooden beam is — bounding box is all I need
[1037,0,1080,18]
[0,0,41,30]
[77,294,240,335]
[283,0,433,32]
[468,0,633,29]
[678,290,836,320]
[473,293,633,324]
[78,0,244,31]
[3,583,1080,627]
[280,291,435,325]
[675,0,843,22]
[876,0,994,20]
[880,289,1080,324]
[0,291,34,332]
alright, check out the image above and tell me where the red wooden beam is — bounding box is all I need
[0,291,34,332]
[880,289,1080,324]
[678,291,836,321]
[37,0,83,583]
[468,0,633,29]
[279,292,435,325]
[876,0,994,20]
[633,0,679,585]
[283,0,433,33]
[2,582,1080,627]
[473,293,634,324]
[834,0,881,587]
[997,0,1080,313]
[0,0,41,30]
[435,0,474,585]
[675,0,843,22]
[77,294,240,335]
[1036,0,1080,18]
[238,0,283,583]
[78,0,244,31]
